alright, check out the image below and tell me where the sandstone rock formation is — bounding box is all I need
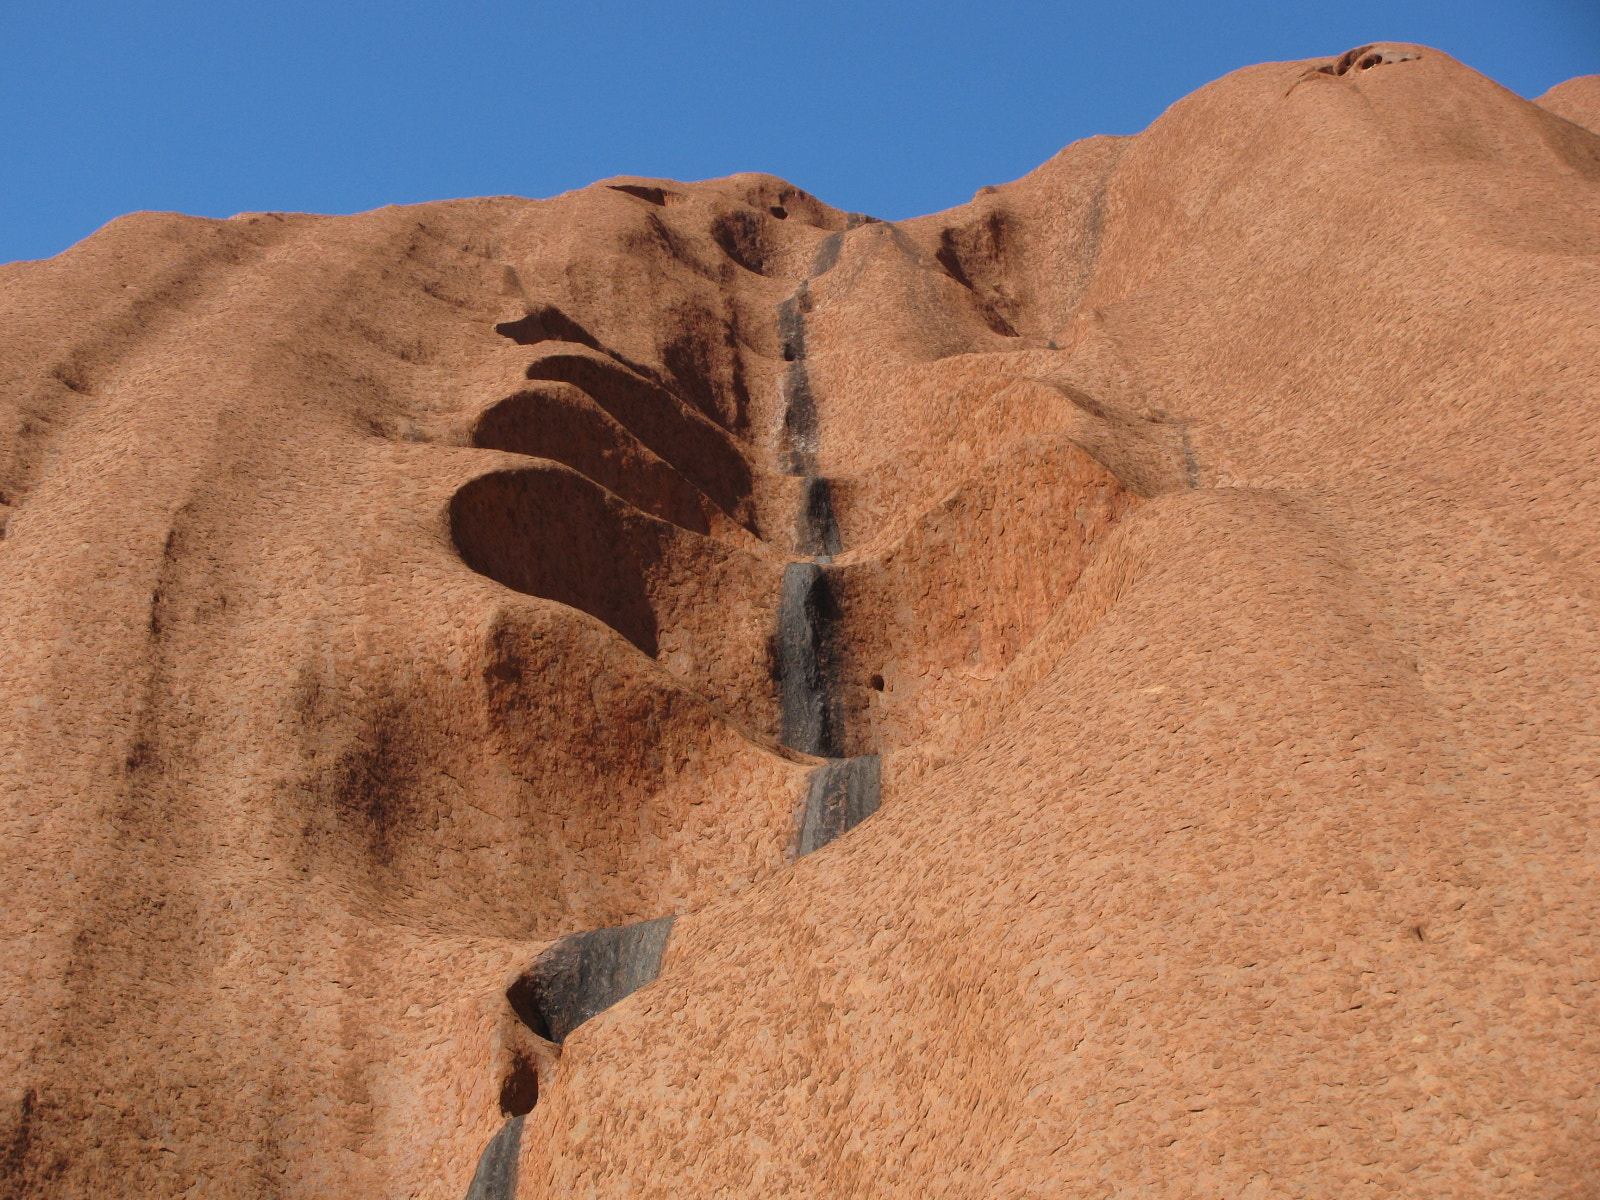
[1,44,1597,1199]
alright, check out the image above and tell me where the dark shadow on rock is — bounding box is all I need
[524,352,755,528]
[450,467,664,656]
[463,1116,523,1200]
[797,755,881,856]
[506,917,676,1044]
[472,384,714,535]
[494,305,599,349]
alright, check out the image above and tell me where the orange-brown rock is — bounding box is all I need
[1537,73,1600,132]
[2,44,1597,1199]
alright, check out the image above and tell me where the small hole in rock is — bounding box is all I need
[870,674,885,691]
[498,1057,539,1116]
[770,205,788,219]
[1360,54,1383,69]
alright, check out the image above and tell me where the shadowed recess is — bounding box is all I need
[450,466,664,656]
[494,305,600,349]
[608,184,686,206]
[1319,43,1423,75]
[523,352,756,526]
[471,383,715,535]
[506,917,676,1044]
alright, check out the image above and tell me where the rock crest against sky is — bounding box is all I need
[1,45,1598,1200]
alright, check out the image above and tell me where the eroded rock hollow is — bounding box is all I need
[2,45,1599,1199]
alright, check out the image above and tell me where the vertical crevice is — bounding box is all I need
[778,283,817,476]
[505,916,676,1045]
[773,226,883,852]
[463,1115,524,1200]
[797,755,881,856]
[462,214,884,1196]
[795,477,842,558]
[777,562,842,757]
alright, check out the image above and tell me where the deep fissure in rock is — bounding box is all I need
[798,755,882,856]
[774,231,883,853]
[777,561,843,757]
[464,1115,523,1200]
[795,476,842,558]
[469,208,889,1199]
[505,916,676,1045]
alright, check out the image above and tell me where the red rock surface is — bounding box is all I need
[2,43,1598,1199]
[1537,73,1600,132]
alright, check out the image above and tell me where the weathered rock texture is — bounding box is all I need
[1,44,1597,1200]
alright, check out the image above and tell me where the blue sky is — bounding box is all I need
[2,1,1596,264]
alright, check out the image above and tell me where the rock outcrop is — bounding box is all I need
[1,47,1597,1200]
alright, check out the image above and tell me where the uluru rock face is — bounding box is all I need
[1,44,1598,1200]
[1538,73,1600,133]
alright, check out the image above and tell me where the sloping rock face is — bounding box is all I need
[1,45,1597,1200]
[1537,73,1600,133]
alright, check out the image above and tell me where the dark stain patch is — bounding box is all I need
[797,755,881,856]
[774,229,863,474]
[810,231,845,277]
[777,283,818,475]
[710,210,775,276]
[326,703,425,868]
[124,739,156,775]
[50,364,91,395]
[462,1115,524,1200]
[777,562,844,757]
[777,288,808,363]
[0,1088,37,1189]
[780,374,819,476]
[0,1086,67,1197]
[795,476,842,558]
[773,233,857,475]
[781,364,819,476]
[506,917,676,1044]
[498,1057,539,1117]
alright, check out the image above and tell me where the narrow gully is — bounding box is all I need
[775,223,881,851]
[463,218,884,1199]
